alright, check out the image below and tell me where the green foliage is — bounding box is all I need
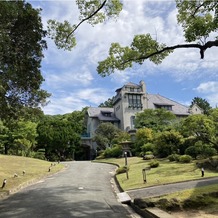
[47,0,122,50]
[185,141,217,159]
[98,96,114,108]
[135,109,177,131]
[168,154,180,162]
[179,155,192,163]
[191,97,212,115]
[97,1,218,75]
[185,146,199,159]
[134,128,153,154]
[37,112,83,161]
[181,114,216,146]
[93,122,121,149]
[103,145,122,158]
[116,165,129,174]
[148,160,159,168]
[154,130,183,158]
[141,143,155,154]
[97,37,172,76]
[0,1,50,119]
[176,1,218,42]
[47,20,76,50]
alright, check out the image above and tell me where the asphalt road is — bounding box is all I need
[0,161,134,218]
[127,176,218,199]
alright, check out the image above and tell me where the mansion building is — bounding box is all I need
[81,81,202,159]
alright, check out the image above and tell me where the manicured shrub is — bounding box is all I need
[179,155,192,163]
[149,160,159,168]
[168,154,180,162]
[116,166,129,174]
[143,154,154,160]
[103,145,122,158]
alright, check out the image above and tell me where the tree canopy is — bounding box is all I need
[0,1,50,119]
[191,97,212,115]
[46,0,218,77]
[97,0,218,76]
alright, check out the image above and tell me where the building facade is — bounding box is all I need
[81,81,203,158]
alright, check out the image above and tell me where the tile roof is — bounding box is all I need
[87,107,120,121]
[147,94,190,115]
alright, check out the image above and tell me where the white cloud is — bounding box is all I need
[28,0,218,114]
[195,81,218,94]
[43,87,114,115]
[194,81,218,107]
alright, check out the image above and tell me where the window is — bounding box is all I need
[101,111,112,117]
[128,94,142,108]
[155,104,172,111]
[130,116,135,128]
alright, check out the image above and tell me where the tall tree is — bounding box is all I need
[98,97,114,108]
[134,108,177,132]
[0,1,50,119]
[191,97,212,115]
[181,114,216,146]
[37,112,84,161]
[93,122,120,149]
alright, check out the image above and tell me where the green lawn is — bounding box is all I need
[0,154,64,193]
[95,157,218,191]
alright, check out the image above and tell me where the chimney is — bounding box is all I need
[139,80,146,93]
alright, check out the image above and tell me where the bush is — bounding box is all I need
[149,160,159,168]
[141,143,154,153]
[143,154,154,160]
[103,145,122,158]
[168,154,180,162]
[116,166,129,174]
[179,155,192,163]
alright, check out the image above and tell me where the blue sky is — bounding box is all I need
[29,0,218,115]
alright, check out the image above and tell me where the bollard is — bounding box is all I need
[142,167,151,183]
[2,179,7,189]
[142,169,147,183]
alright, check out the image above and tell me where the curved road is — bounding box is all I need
[127,177,218,199]
[0,161,135,218]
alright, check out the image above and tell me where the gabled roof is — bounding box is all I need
[115,82,140,92]
[87,107,120,122]
[147,94,190,116]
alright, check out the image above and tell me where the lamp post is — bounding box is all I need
[124,151,129,179]
[124,151,128,166]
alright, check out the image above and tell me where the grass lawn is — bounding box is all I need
[95,157,218,191]
[0,154,64,194]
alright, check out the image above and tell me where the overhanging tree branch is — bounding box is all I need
[65,0,107,43]
[125,40,218,64]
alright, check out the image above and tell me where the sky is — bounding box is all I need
[28,0,218,115]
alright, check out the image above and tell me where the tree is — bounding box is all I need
[93,122,120,149]
[37,112,83,161]
[47,0,123,50]
[209,108,218,149]
[181,114,216,146]
[134,108,177,132]
[46,1,218,75]
[134,128,153,154]
[97,1,218,76]
[191,97,212,115]
[98,96,114,108]
[10,120,38,156]
[154,130,183,158]
[0,1,50,119]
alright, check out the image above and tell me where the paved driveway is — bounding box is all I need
[127,177,218,199]
[0,161,133,218]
